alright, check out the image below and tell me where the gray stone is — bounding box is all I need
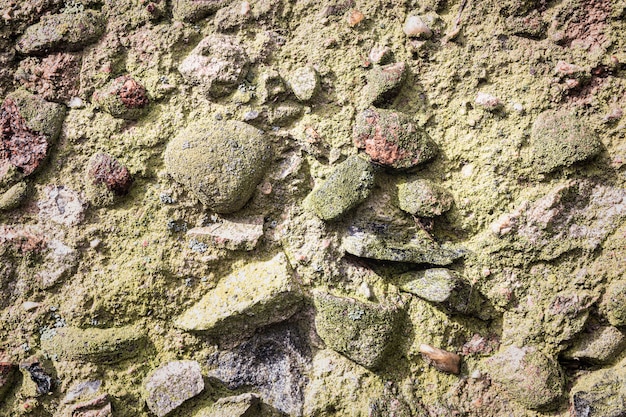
[564,326,626,364]
[531,110,602,173]
[208,321,311,416]
[287,66,318,102]
[362,62,406,106]
[304,155,375,221]
[178,35,250,98]
[397,178,454,217]
[175,253,303,336]
[164,119,271,214]
[145,361,204,417]
[313,291,404,369]
[485,345,564,410]
[186,216,264,251]
[399,268,460,303]
[37,185,86,226]
[35,238,78,288]
[63,380,102,403]
[570,358,626,417]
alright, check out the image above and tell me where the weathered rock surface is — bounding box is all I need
[178,35,250,98]
[41,325,147,363]
[362,62,406,106]
[570,358,626,417]
[531,109,602,173]
[563,325,626,364]
[92,76,149,120]
[175,253,302,335]
[164,119,271,213]
[37,185,86,226]
[144,361,204,417]
[397,178,454,217]
[186,216,264,251]
[287,66,318,102]
[86,153,134,206]
[353,108,437,169]
[313,291,404,369]
[486,345,564,410]
[304,155,375,221]
[601,280,626,327]
[193,393,279,417]
[399,268,460,303]
[208,321,310,416]
[0,353,16,403]
[15,53,82,103]
[172,0,227,22]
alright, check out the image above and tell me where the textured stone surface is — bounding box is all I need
[172,0,226,22]
[144,361,204,417]
[175,253,302,335]
[564,325,626,363]
[353,108,437,169]
[186,216,264,251]
[399,268,460,303]
[397,178,454,217]
[92,76,149,120]
[287,66,319,102]
[362,62,406,106]
[304,155,375,221]
[601,280,626,327]
[193,393,277,417]
[570,358,626,417]
[164,119,271,213]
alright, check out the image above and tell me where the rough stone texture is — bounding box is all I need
[69,394,112,417]
[178,34,250,98]
[87,153,134,198]
[144,361,204,417]
[40,325,147,364]
[35,238,78,288]
[37,185,86,226]
[175,253,303,335]
[601,280,626,327]
[257,68,286,104]
[304,155,375,221]
[164,119,271,214]
[362,62,406,106]
[193,393,279,417]
[485,345,564,410]
[531,109,602,173]
[313,291,404,369]
[399,268,460,303]
[0,181,28,211]
[19,357,55,396]
[208,321,311,416]
[186,216,264,251]
[92,76,149,120]
[172,0,226,22]
[397,178,454,217]
[353,108,437,169]
[0,353,16,403]
[563,325,626,364]
[16,10,104,55]
[15,53,82,104]
[286,66,318,102]
[570,358,626,417]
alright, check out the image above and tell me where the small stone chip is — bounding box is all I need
[287,66,319,102]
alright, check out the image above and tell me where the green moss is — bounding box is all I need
[172,0,226,22]
[570,358,626,417]
[7,89,66,140]
[397,177,454,217]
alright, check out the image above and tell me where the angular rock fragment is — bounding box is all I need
[353,108,437,169]
[419,343,461,374]
[194,393,266,417]
[178,35,250,98]
[486,345,564,410]
[175,253,302,335]
[16,10,104,55]
[20,357,54,396]
[40,325,147,364]
[287,66,319,102]
[397,178,454,217]
[304,155,375,221]
[208,321,310,416]
[70,394,112,417]
[563,325,626,364]
[531,109,602,173]
[187,216,264,251]
[37,185,86,226]
[86,153,134,206]
[601,280,626,327]
[399,268,460,303]
[172,0,226,22]
[144,361,204,417]
[257,68,286,104]
[570,357,626,417]
[165,119,271,213]
[362,62,406,106]
[313,291,404,369]
[35,238,78,288]
[92,76,149,120]
[15,53,82,103]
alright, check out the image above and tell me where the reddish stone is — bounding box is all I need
[88,153,133,196]
[118,76,149,109]
[0,98,48,176]
[353,108,437,169]
[71,394,112,417]
[15,53,82,103]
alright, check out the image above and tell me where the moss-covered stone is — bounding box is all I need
[40,325,147,364]
[485,345,564,410]
[7,89,66,140]
[399,268,460,303]
[0,181,28,211]
[16,10,104,55]
[172,0,226,22]
[286,66,319,102]
[362,62,406,107]
[313,291,404,369]
[563,325,626,364]
[193,393,277,417]
[304,155,375,221]
[92,76,149,120]
[175,253,303,336]
[531,109,602,173]
[144,360,204,417]
[601,280,626,327]
[353,108,437,169]
[164,119,271,213]
[570,358,626,417]
[397,178,454,217]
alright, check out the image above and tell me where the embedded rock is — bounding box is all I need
[397,178,454,217]
[353,108,437,169]
[69,394,112,417]
[257,68,286,104]
[570,358,626,417]
[304,155,375,221]
[362,62,406,106]
[92,76,149,120]
[601,280,626,327]
[144,361,204,417]
[193,393,274,417]
[86,153,133,207]
[486,345,564,410]
[40,325,147,364]
[16,10,104,55]
[19,357,55,396]
[178,35,250,98]
[531,110,602,173]
[15,53,82,103]
[164,119,271,213]
[287,66,319,102]
[208,321,311,416]
[563,325,626,364]
[313,291,404,369]
[0,181,28,211]
[399,268,460,303]
[172,0,226,22]
[37,185,86,226]
[175,253,302,335]
[186,216,264,251]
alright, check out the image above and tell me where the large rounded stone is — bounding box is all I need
[164,120,271,213]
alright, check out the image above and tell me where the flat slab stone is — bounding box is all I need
[175,253,302,335]
[186,216,264,251]
[145,361,204,417]
[399,268,460,302]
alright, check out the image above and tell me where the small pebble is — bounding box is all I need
[347,9,365,27]
[22,302,42,311]
[368,45,391,64]
[403,16,432,39]
[475,92,502,111]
